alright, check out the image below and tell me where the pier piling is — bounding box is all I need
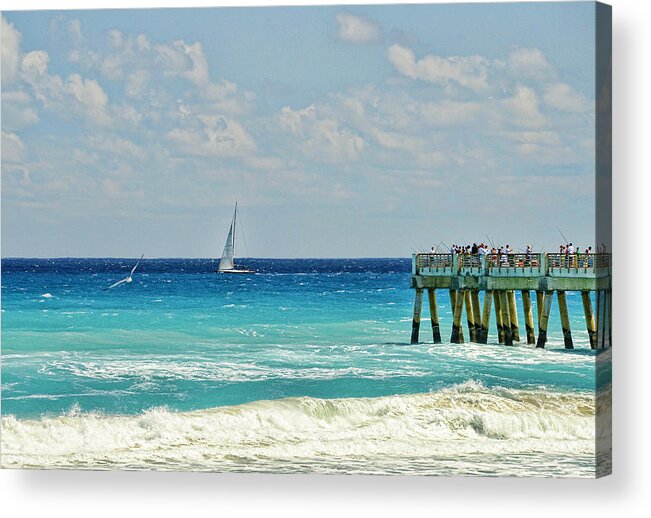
[536,291,544,328]
[471,290,482,342]
[410,288,423,344]
[556,291,574,349]
[480,290,492,343]
[465,290,477,342]
[499,291,513,345]
[522,290,536,344]
[536,290,554,349]
[494,291,505,343]
[507,290,520,342]
[427,288,442,344]
[581,290,597,349]
[451,289,465,344]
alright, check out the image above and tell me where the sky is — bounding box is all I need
[1,2,598,258]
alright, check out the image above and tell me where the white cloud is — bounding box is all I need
[1,90,39,130]
[371,128,424,152]
[66,74,110,125]
[107,29,124,48]
[125,69,150,97]
[1,131,26,163]
[420,100,484,127]
[2,16,22,84]
[543,83,591,112]
[243,155,288,170]
[279,105,364,163]
[502,85,546,128]
[174,41,210,86]
[87,135,147,160]
[168,115,256,158]
[20,50,112,126]
[387,44,489,92]
[508,48,554,81]
[336,13,380,44]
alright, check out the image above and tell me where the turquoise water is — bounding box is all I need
[0,258,609,476]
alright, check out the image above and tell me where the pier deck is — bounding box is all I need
[409,253,611,349]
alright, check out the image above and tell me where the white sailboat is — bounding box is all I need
[216,203,254,274]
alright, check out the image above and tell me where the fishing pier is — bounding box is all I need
[410,253,612,349]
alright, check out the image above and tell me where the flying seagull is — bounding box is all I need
[105,254,144,290]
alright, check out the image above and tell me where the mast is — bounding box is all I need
[233,202,237,258]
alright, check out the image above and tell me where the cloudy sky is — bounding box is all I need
[1,3,597,258]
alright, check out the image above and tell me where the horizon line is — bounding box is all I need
[1,256,413,260]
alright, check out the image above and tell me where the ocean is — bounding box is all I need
[0,258,610,476]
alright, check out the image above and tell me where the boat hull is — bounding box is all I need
[216,269,255,274]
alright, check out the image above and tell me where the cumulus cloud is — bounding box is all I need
[508,47,554,81]
[2,16,21,84]
[168,115,256,158]
[1,90,39,130]
[1,131,26,163]
[543,82,591,112]
[20,51,112,126]
[502,85,546,128]
[336,13,380,44]
[66,74,110,125]
[279,105,364,163]
[387,44,489,91]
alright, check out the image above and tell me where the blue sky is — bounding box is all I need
[2,2,597,257]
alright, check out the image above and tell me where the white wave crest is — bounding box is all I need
[1,383,600,476]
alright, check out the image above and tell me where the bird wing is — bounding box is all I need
[130,254,144,277]
[106,277,128,290]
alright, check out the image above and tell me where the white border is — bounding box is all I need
[1,1,649,516]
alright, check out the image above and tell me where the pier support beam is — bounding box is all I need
[451,289,465,344]
[465,290,477,342]
[480,291,492,344]
[556,291,574,349]
[507,290,520,342]
[499,291,513,346]
[581,291,597,349]
[410,288,423,344]
[536,290,554,349]
[494,291,505,344]
[536,291,544,327]
[471,290,482,343]
[426,288,442,344]
[521,290,536,345]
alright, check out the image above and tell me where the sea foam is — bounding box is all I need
[1,382,599,476]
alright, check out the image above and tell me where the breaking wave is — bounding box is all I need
[1,381,602,477]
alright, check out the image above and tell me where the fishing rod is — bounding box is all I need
[556,226,568,245]
[485,233,495,248]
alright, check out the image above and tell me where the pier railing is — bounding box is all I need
[413,253,455,275]
[546,253,611,277]
[413,252,611,278]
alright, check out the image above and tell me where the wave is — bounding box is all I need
[1,381,601,476]
[38,358,431,383]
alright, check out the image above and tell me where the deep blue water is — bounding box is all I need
[1,258,602,420]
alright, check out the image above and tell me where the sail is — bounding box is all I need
[218,210,236,271]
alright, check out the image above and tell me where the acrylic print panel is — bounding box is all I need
[0,2,611,477]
